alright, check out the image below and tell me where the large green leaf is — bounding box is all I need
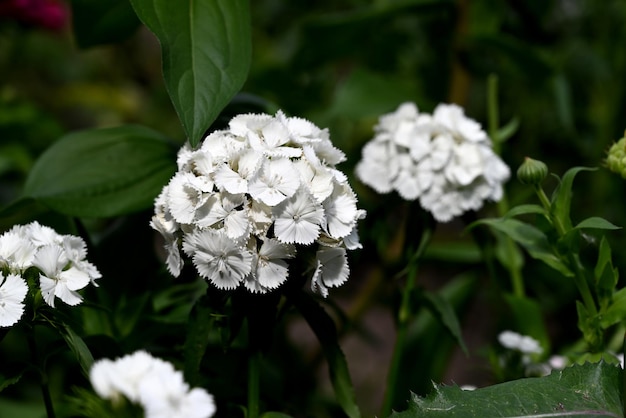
[129,0,252,147]
[23,125,176,218]
[390,361,623,417]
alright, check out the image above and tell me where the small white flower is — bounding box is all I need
[185,229,253,290]
[273,188,325,245]
[0,273,28,327]
[33,245,91,307]
[356,102,510,222]
[498,330,543,355]
[248,158,301,206]
[167,172,212,225]
[248,238,296,292]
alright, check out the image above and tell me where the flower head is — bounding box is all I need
[151,110,364,295]
[89,350,216,418]
[0,222,100,319]
[356,102,510,222]
[605,132,626,179]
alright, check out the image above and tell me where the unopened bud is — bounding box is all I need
[606,133,626,179]
[517,157,548,185]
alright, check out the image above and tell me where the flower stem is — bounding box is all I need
[488,73,525,297]
[247,349,261,418]
[381,227,433,417]
[26,326,56,418]
[533,185,598,317]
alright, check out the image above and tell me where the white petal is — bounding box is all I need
[39,275,57,307]
[315,247,349,288]
[0,273,28,327]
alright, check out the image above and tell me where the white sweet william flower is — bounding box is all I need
[183,229,253,290]
[0,222,100,311]
[273,188,325,245]
[356,102,510,222]
[151,110,364,296]
[0,272,28,327]
[33,245,91,307]
[90,350,216,418]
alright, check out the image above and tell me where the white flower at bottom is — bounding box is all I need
[90,350,215,418]
[0,273,28,327]
[498,330,543,355]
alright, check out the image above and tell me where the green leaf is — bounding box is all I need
[129,0,252,147]
[574,217,621,231]
[594,237,619,312]
[70,0,141,48]
[550,167,596,232]
[260,413,294,418]
[59,323,95,377]
[290,291,361,418]
[183,291,213,386]
[470,218,573,277]
[23,125,176,218]
[504,295,550,354]
[390,362,623,417]
[601,287,626,329]
[423,291,468,355]
[503,204,547,219]
[0,370,23,392]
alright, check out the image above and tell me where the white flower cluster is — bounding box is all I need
[90,350,215,418]
[0,221,101,326]
[151,110,365,296]
[356,102,510,222]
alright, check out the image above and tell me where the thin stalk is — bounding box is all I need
[26,327,56,418]
[381,227,433,417]
[247,349,261,418]
[487,73,525,297]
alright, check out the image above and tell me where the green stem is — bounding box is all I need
[247,349,261,418]
[381,227,433,417]
[26,327,56,418]
[534,185,598,316]
[488,73,525,297]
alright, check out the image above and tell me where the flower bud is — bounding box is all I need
[517,157,548,185]
[605,133,626,179]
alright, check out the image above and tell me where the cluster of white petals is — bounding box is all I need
[356,102,510,222]
[89,350,216,418]
[0,221,101,326]
[498,330,543,355]
[151,110,365,296]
